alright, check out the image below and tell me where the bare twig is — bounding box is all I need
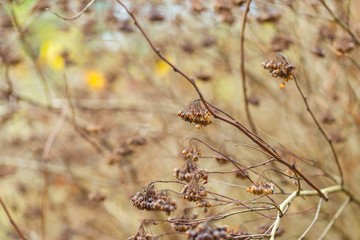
[293,76,343,185]
[240,0,257,132]
[115,0,328,200]
[47,0,96,20]
[270,185,343,240]
[299,198,324,240]
[317,196,351,240]
[0,197,27,240]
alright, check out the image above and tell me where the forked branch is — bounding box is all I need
[115,0,327,200]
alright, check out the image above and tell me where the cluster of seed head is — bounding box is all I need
[170,209,198,232]
[196,199,213,209]
[131,185,177,215]
[186,223,231,240]
[246,182,275,195]
[181,182,207,202]
[182,145,202,161]
[262,53,296,88]
[174,160,208,184]
[178,99,212,129]
[128,225,156,240]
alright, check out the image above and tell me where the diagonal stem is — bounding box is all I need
[293,76,343,185]
[114,0,328,200]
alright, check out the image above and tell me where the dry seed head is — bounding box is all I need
[186,223,231,240]
[246,182,275,195]
[131,185,177,215]
[182,145,202,161]
[174,160,208,183]
[128,224,156,240]
[169,209,198,232]
[178,99,212,127]
[181,182,207,202]
[262,52,296,88]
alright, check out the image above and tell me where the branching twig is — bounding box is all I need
[293,76,343,185]
[270,185,343,240]
[115,0,328,200]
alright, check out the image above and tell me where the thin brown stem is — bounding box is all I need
[240,0,257,132]
[0,197,27,240]
[114,0,327,200]
[293,76,343,185]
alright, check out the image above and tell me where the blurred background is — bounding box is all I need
[1,0,360,239]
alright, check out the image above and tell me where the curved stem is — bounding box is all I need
[240,0,257,132]
[114,0,327,200]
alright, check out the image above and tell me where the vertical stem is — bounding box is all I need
[240,0,257,132]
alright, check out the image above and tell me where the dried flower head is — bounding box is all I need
[178,99,212,128]
[246,182,275,195]
[186,223,231,240]
[174,160,208,184]
[182,143,202,161]
[169,209,198,232]
[262,52,296,88]
[131,184,177,215]
[128,221,157,240]
[181,182,207,202]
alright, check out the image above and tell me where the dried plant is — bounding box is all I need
[1,1,360,240]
